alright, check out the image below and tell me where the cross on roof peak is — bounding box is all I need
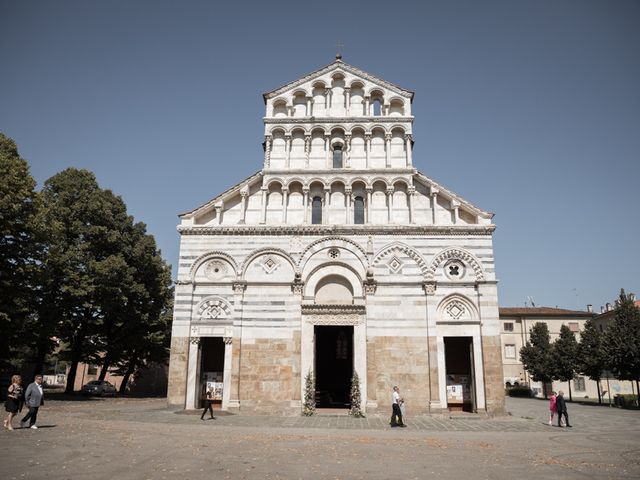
[335,41,344,61]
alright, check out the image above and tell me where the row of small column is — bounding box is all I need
[276,89,395,117]
[217,184,459,226]
[263,133,413,169]
[257,185,417,224]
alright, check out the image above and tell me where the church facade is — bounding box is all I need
[167,58,505,415]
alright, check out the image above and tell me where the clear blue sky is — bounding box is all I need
[2,0,638,310]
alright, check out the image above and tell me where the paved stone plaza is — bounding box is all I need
[1,396,638,479]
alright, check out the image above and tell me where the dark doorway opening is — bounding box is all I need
[444,337,476,413]
[199,337,225,409]
[315,325,353,408]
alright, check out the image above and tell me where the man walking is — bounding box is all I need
[21,375,44,429]
[390,386,406,428]
[556,390,572,428]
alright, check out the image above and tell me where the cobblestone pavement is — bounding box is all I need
[1,395,638,480]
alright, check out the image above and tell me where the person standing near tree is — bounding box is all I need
[3,375,23,430]
[20,375,44,429]
[548,391,557,426]
[390,386,406,428]
[555,390,571,428]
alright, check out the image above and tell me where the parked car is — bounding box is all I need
[81,380,117,397]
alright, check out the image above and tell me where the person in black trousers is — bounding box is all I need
[556,390,572,427]
[390,386,406,427]
[200,389,216,421]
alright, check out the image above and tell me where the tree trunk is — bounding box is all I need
[568,381,572,402]
[119,361,136,394]
[636,380,640,408]
[32,345,47,381]
[98,354,111,382]
[65,356,80,394]
[596,380,602,405]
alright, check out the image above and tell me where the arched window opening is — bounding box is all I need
[333,146,343,168]
[354,196,364,224]
[312,196,322,224]
[372,99,382,116]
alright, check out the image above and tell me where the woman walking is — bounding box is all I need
[4,375,23,430]
[548,391,557,426]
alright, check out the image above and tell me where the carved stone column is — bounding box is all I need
[304,134,311,167]
[264,135,272,168]
[260,186,268,224]
[284,134,291,168]
[186,337,200,409]
[306,96,312,116]
[384,133,392,167]
[344,86,351,116]
[365,187,373,224]
[405,134,413,167]
[407,185,416,224]
[325,133,331,168]
[239,186,249,224]
[282,186,289,224]
[302,187,310,224]
[430,188,439,225]
[344,133,351,168]
[364,96,370,116]
[451,199,460,224]
[215,202,223,225]
[222,336,233,410]
[386,186,394,223]
[323,187,330,225]
[364,133,371,168]
[325,87,331,115]
[345,186,353,224]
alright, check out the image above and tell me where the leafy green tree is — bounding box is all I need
[0,133,42,367]
[577,318,605,404]
[39,168,133,393]
[520,322,555,398]
[99,223,173,390]
[552,324,579,401]
[603,289,640,405]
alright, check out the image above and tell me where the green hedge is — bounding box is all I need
[614,394,640,409]
[506,387,533,397]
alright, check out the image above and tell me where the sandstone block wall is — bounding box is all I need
[367,336,430,414]
[167,336,189,407]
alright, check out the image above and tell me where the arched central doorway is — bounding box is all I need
[300,264,368,413]
[315,325,353,407]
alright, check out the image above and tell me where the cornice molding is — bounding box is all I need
[177,225,496,236]
[264,116,414,124]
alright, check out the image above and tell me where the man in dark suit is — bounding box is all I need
[555,390,572,427]
[21,375,44,429]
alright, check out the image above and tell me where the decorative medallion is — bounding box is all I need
[327,248,341,259]
[444,260,465,280]
[445,300,466,320]
[205,260,228,280]
[260,255,280,274]
[387,255,403,274]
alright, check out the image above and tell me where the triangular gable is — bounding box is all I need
[179,170,262,218]
[263,59,415,103]
[414,170,494,219]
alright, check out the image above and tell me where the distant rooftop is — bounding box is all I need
[499,307,595,317]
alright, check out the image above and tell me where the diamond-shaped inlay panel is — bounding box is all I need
[387,255,403,273]
[445,300,466,320]
[260,255,280,274]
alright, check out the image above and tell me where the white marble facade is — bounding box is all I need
[168,57,505,415]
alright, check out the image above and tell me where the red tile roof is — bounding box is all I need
[499,307,595,317]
